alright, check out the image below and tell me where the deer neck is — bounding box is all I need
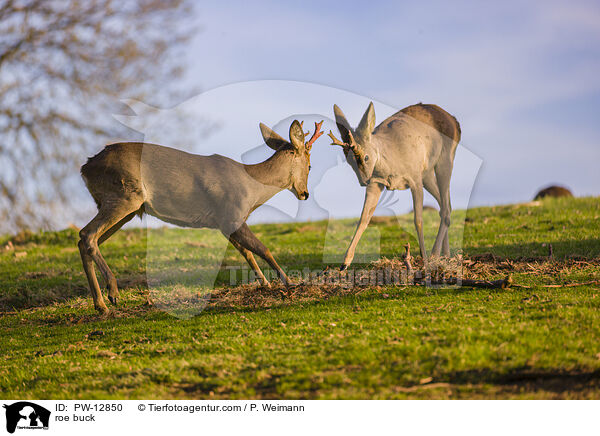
[243,149,294,199]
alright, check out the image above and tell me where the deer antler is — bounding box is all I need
[327,130,354,150]
[328,130,364,161]
[305,120,324,151]
[300,121,310,138]
[328,130,350,148]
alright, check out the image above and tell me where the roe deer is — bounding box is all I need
[328,103,460,269]
[534,185,573,200]
[78,120,323,314]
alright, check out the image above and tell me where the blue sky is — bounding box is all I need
[179,0,599,209]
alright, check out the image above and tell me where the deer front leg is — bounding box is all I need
[410,182,427,260]
[229,223,293,287]
[228,236,270,287]
[341,183,384,271]
[442,232,450,257]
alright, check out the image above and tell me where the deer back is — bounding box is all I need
[82,143,281,234]
[369,112,446,190]
[399,103,461,146]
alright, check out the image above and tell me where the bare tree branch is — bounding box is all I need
[0,0,195,233]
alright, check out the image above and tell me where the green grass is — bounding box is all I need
[1,196,599,399]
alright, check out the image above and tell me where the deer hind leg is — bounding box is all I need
[95,211,138,305]
[229,223,292,287]
[434,158,453,257]
[424,171,447,257]
[78,238,108,314]
[341,183,383,271]
[228,236,270,287]
[79,200,141,311]
[410,182,427,260]
[98,211,137,245]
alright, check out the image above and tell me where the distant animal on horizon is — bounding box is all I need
[328,102,460,269]
[78,120,323,314]
[534,185,573,200]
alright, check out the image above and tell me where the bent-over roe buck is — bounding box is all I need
[328,102,460,270]
[78,120,323,314]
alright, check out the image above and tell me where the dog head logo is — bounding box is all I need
[3,402,50,434]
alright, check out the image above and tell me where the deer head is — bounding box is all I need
[259,120,323,200]
[328,102,377,186]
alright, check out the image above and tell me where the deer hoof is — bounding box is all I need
[108,296,118,306]
[340,264,348,271]
[96,305,110,315]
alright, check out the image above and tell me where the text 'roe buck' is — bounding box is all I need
[78,120,323,314]
[328,103,460,269]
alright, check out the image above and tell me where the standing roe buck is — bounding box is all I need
[328,102,460,270]
[78,119,323,314]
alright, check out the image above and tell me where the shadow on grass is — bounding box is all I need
[440,367,600,397]
[173,367,600,399]
[3,285,483,329]
[464,238,600,260]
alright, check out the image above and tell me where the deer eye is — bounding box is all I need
[364,155,369,162]
[309,165,312,170]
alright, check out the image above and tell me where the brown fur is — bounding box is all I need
[81,143,145,212]
[400,103,461,145]
[77,120,318,314]
[333,102,461,263]
[534,185,573,200]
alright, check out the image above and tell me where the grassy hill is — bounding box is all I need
[0,196,599,399]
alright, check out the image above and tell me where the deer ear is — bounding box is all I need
[288,120,305,151]
[259,123,288,151]
[356,101,375,141]
[333,104,354,145]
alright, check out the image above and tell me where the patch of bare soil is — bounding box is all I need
[144,255,600,311]
[7,253,597,319]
